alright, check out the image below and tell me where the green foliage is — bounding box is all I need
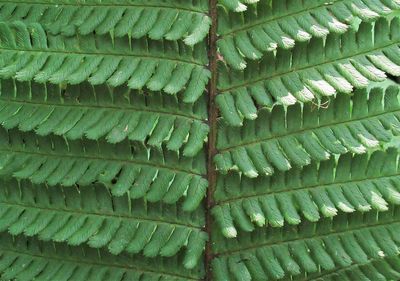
[0,1,211,45]
[0,179,207,268]
[0,79,209,155]
[298,256,400,280]
[0,233,203,281]
[0,128,207,210]
[217,18,400,125]
[213,148,400,237]
[218,0,399,69]
[215,84,400,176]
[218,0,259,12]
[0,1,399,281]
[0,20,210,102]
[212,208,400,281]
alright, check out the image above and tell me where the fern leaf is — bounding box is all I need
[212,208,400,281]
[0,1,399,279]
[296,256,400,281]
[0,129,207,209]
[217,18,400,125]
[218,0,258,12]
[0,1,210,46]
[213,148,400,236]
[218,0,398,69]
[0,80,209,156]
[0,21,210,102]
[215,83,400,176]
[0,179,206,268]
[0,232,204,280]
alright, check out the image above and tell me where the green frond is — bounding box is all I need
[215,83,400,177]
[212,208,400,281]
[218,0,259,12]
[217,17,400,125]
[0,21,210,102]
[0,1,210,46]
[0,79,209,156]
[0,1,398,279]
[295,256,400,281]
[218,0,399,69]
[0,129,207,210]
[0,233,204,281]
[213,148,400,236]
[0,179,206,268]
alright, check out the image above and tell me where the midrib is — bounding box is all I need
[204,0,218,279]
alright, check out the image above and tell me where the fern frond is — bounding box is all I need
[0,21,210,102]
[0,1,399,279]
[296,256,400,281]
[0,80,209,156]
[0,1,211,46]
[215,83,400,177]
[218,0,399,69]
[213,148,400,237]
[0,179,206,268]
[0,129,207,211]
[0,233,203,280]
[212,208,400,281]
[217,18,400,125]
[218,0,258,12]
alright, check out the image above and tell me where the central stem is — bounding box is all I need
[204,0,218,279]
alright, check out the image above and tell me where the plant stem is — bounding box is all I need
[205,0,218,279]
